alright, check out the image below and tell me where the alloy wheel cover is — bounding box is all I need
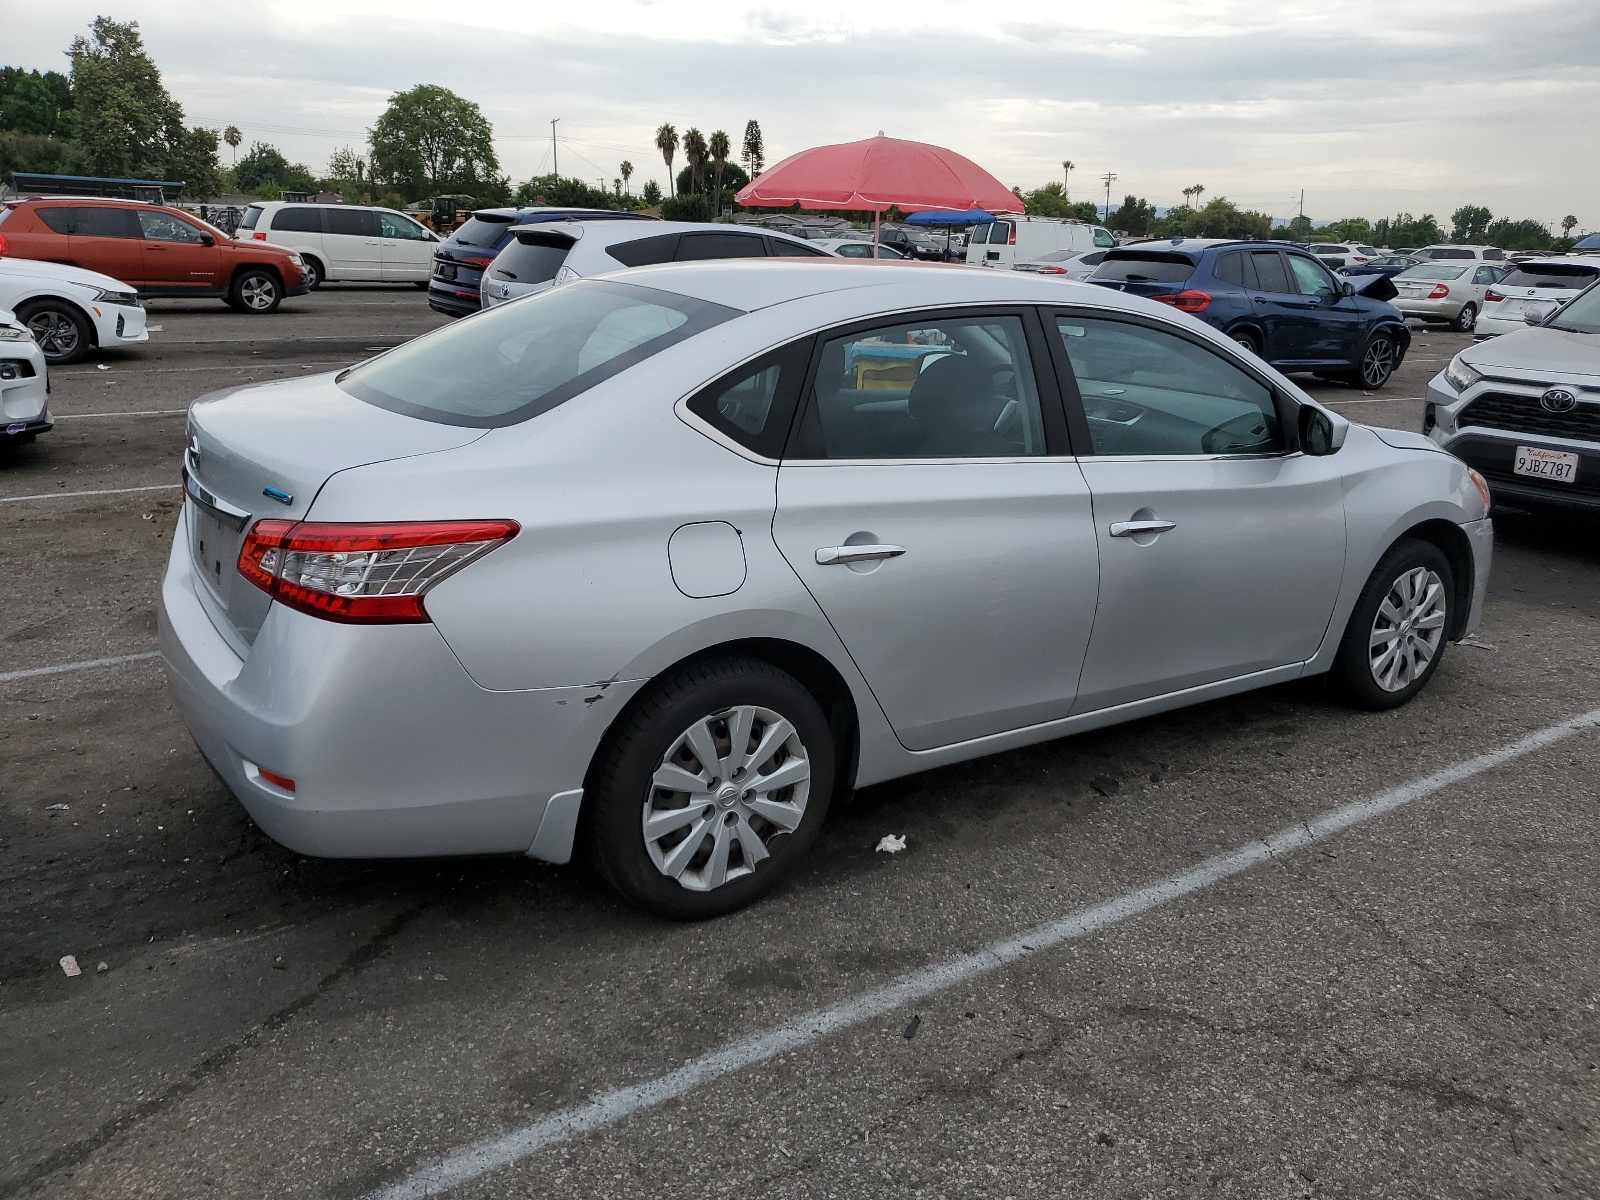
[26,310,78,356]
[1368,566,1447,691]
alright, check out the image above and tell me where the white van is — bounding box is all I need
[235,202,441,287]
[965,216,1116,269]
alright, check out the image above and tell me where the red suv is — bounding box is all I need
[0,198,310,313]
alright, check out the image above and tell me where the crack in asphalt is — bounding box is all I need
[0,905,422,1199]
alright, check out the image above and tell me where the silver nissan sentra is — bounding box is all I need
[160,261,1493,918]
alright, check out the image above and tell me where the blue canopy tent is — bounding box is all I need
[904,208,995,260]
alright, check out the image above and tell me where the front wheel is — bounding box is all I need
[228,269,282,313]
[1350,331,1397,389]
[18,299,92,366]
[1451,303,1477,333]
[587,658,835,919]
[1331,538,1454,710]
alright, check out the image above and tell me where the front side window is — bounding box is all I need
[1548,282,1600,334]
[339,279,738,427]
[379,211,430,240]
[271,206,323,233]
[1473,267,1501,285]
[836,243,871,258]
[797,314,1045,459]
[685,339,812,458]
[1287,255,1337,298]
[1093,227,1116,248]
[138,210,207,243]
[1055,316,1282,457]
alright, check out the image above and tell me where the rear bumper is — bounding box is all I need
[158,505,640,861]
[427,284,480,318]
[1394,297,1466,320]
[3,414,52,439]
[1473,312,1525,338]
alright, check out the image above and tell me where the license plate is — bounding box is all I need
[188,503,233,592]
[434,262,457,280]
[1513,446,1579,483]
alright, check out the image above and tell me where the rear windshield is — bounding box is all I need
[338,279,739,427]
[1400,264,1469,281]
[238,205,262,231]
[1499,264,1600,289]
[986,221,1014,245]
[489,233,573,283]
[1089,252,1196,283]
[449,214,515,248]
[1424,248,1475,260]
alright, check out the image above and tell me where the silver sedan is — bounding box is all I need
[161,262,1493,918]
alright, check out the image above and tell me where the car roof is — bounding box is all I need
[1503,255,1600,269]
[519,220,821,251]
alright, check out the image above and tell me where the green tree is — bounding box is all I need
[655,124,678,198]
[659,193,712,222]
[1484,217,1552,251]
[235,142,316,194]
[708,129,731,216]
[641,179,662,206]
[325,145,364,183]
[1450,205,1494,243]
[169,126,223,199]
[1371,213,1442,248]
[512,173,615,209]
[0,68,74,137]
[223,125,241,163]
[681,128,708,195]
[1021,181,1097,221]
[1107,194,1156,236]
[619,160,633,195]
[369,84,501,201]
[1561,215,1577,239]
[1153,197,1272,240]
[675,160,749,206]
[741,119,765,177]
[0,131,75,177]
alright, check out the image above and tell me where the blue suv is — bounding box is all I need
[1087,239,1410,388]
[428,207,656,317]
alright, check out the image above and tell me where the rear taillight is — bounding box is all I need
[1006,227,1015,246]
[1037,265,1068,274]
[0,233,7,255]
[461,255,495,268]
[251,231,267,240]
[1151,289,1212,313]
[1485,289,1505,303]
[238,519,519,624]
[1428,284,1450,299]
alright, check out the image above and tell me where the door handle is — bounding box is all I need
[815,544,906,565]
[1253,296,1268,304]
[1109,519,1176,538]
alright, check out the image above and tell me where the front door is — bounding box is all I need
[1048,311,1346,712]
[773,309,1099,751]
[323,208,383,279]
[1284,253,1365,366]
[136,209,222,293]
[377,211,437,281]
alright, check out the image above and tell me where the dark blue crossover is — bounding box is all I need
[428,207,657,317]
[1087,238,1410,388]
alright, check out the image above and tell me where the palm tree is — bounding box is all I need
[655,125,678,199]
[708,130,730,217]
[1062,160,1074,197]
[1191,184,1205,206]
[224,125,242,165]
[620,160,633,196]
[682,128,708,197]
[1181,186,1195,207]
[1562,214,1578,239]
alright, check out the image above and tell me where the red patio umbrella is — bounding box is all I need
[734,134,1021,246]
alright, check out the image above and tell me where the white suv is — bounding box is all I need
[479,221,833,308]
[1415,244,1508,264]
[236,202,440,287]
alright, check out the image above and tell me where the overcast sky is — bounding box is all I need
[5,0,1596,228]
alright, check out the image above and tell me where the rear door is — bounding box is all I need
[1242,249,1310,363]
[772,308,1099,751]
[65,206,146,286]
[137,209,222,292]
[377,210,437,280]
[1047,310,1345,711]
[323,207,382,279]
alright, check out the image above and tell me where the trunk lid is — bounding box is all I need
[183,373,486,649]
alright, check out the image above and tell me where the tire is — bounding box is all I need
[412,281,430,290]
[1344,331,1397,389]
[1331,538,1454,710]
[1231,330,1261,356]
[302,257,325,289]
[228,268,282,314]
[1451,303,1477,333]
[587,657,835,920]
[17,299,92,366]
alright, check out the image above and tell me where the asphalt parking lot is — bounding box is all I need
[3,289,1598,1199]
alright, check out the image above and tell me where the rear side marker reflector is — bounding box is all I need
[238,519,519,624]
[258,768,296,792]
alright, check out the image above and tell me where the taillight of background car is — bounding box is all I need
[1151,290,1213,313]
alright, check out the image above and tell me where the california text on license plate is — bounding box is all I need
[1513,445,1579,483]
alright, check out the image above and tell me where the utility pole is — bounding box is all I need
[551,118,560,178]
[1298,189,1304,220]
[1101,172,1117,223]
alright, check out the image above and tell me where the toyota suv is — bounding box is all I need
[0,198,309,313]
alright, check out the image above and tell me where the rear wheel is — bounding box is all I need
[302,256,325,289]
[17,299,92,366]
[1231,330,1261,356]
[228,268,282,313]
[1451,302,1477,333]
[587,657,835,919]
[1331,538,1454,710]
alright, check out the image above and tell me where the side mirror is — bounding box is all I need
[200,232,215,246]
[1339,279,1356,298]
[1298,404,1346,455]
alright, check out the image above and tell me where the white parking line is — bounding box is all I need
[53,410,189,420]
[368,705,1600,1200]
[0,484,180,504]
[0,650,160,684]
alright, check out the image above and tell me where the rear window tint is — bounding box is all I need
[1499,265,1600,288]
[1089,252,1195,283]
[76,206,141,238]
[327,208,379,237]
[685,338,812,458]
[676,232,768,260]
[36,207,75,234]
[769,237,827,257]
[608,232,681,267]
[238,205,262,231]
[339,279,739,428]
[1427,248,1475,260]
[450,215,514,248]
[490,234,573,284]
[271,206,323,233]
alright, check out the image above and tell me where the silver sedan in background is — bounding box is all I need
[161,262,1492,919]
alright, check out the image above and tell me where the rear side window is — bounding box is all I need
[77,207,141,239]
[1249,250,1292,292]
[685,339,812,458]
[768,237,827,257]
[1499,264,1600,289]
[676,232,768,260]
[271,206,323,233]
[237,205,262,231]
[327,208,380,237]
[490,233,573,283]
[1483,249,1505,261]
[607,232,682,267]
[36,207,75,234]
[1090,253,1195,283]
[339,279,738,427]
